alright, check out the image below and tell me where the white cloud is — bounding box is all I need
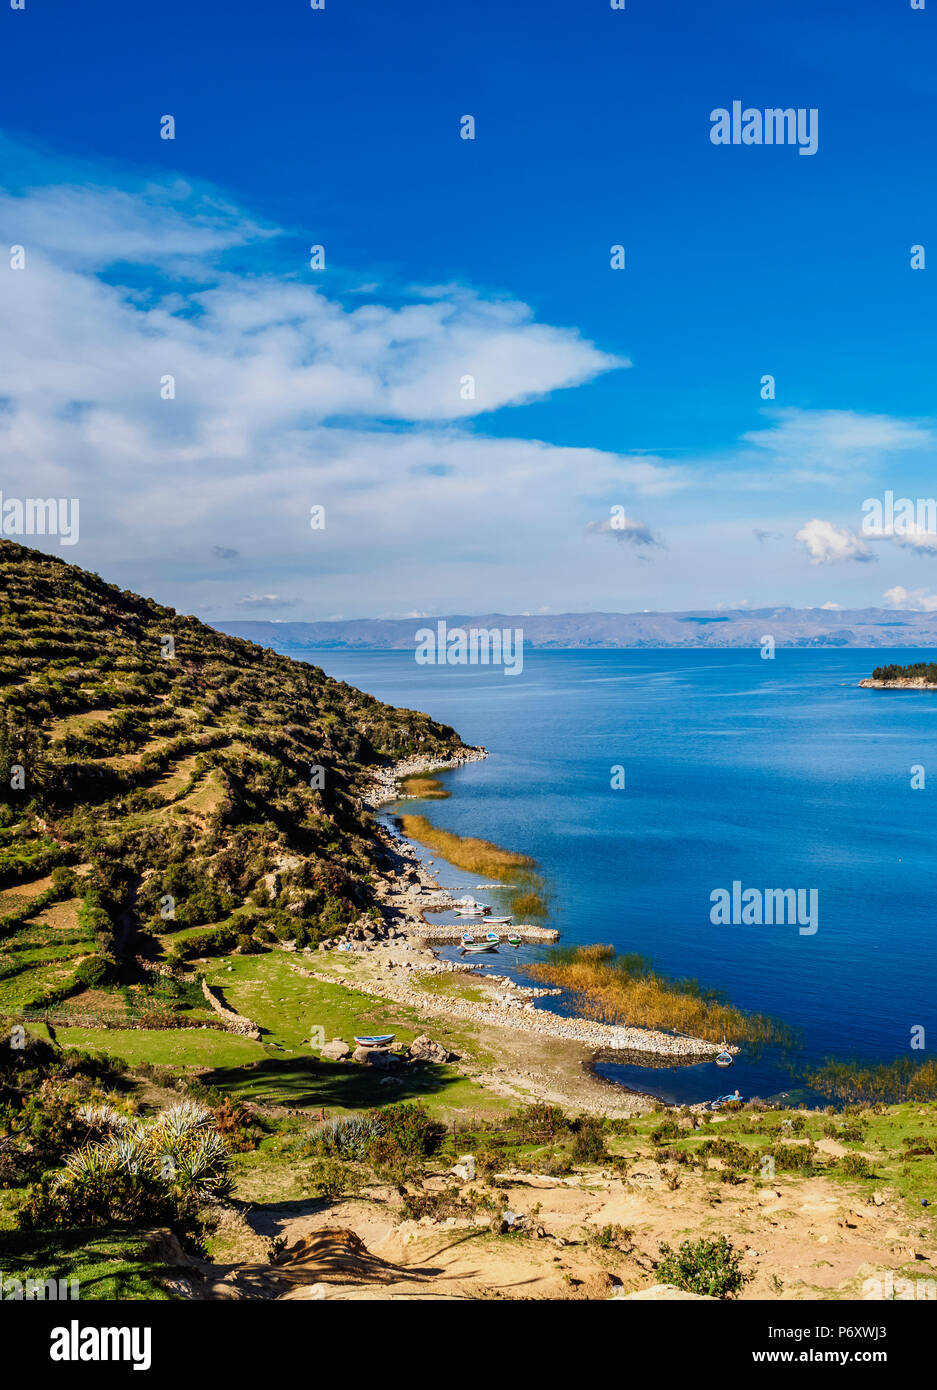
[882,585,937,611]
[2,137,932,617]
[795,519,875,565]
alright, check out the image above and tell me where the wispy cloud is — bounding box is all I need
[234,593,297,610]
[585,516,664,551]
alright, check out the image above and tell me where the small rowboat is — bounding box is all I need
[507,934,521,947]
[460,931,475,944]
[354,1034,395,1047]
[709,1091,742,1110]
[485,916,512,925]
[715,1051,734,1068]
[484,931,500,943]
[460,941,498,954]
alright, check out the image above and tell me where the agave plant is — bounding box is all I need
[60,1142,118,1184]
[149,1101,212,1142]
[170,1131,232,1196]
[77,1103,135,1134]
[48,1098,233,1214]
[106,1131,150,1177]
[316,1113,385,1159]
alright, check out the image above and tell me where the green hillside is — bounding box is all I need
[0,539,472,1023]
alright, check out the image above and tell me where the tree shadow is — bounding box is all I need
[199,1056,461,1110]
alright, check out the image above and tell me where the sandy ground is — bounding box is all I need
[163,1156,929,1302]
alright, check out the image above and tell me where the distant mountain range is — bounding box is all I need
[214,608,937,650]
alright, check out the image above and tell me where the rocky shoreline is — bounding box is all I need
[858,678,937,690]
[335,748,727,1072]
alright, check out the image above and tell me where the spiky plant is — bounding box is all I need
[150,1101,212,1142]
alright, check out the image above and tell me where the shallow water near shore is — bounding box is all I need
[308,647,937,1105]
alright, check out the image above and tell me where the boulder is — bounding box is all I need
[352,1046,400,1069]
[320,1038,351,1061]
[408,1034,451,1064]
[368,1049,401,1071]
[453,1154,476,1182]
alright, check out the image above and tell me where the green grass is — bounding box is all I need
[57,951,510,1120]
[0,1226,174,1300]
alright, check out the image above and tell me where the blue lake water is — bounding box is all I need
[290,647,937,1104]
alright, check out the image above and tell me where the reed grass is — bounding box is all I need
[398,815,549,920]
[399,774,450,800]
[808,1056,937,1104]
[525,944,789,1046]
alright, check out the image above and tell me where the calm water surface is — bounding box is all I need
[282,647,937,1103]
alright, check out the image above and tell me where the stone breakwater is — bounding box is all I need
[414,924,559,944]
[301,963,721,1060]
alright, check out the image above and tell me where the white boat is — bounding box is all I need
[484,916,512,925]
[460,940,498,954]
[715,1051,734,1068]
[484,930,500,943]
[454,908,488,917]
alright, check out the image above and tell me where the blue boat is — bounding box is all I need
[709,1090,742,1110]
[354,1034,395,1047]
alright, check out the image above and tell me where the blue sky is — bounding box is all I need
[1,0,935,618]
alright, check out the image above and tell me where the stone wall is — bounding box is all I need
[200,976,262,1040]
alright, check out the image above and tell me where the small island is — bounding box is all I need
[859,661,937,689]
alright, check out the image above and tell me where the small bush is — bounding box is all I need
[307,1157,361,1199]
[374,1102,444,1158]
[507,1103,570,1142]
[591,1223,632,1251]
[650,1119,681,1145]
[570,1116,607,1164]
[74,954,116,989]
[656,1235,748,1299]
[838,1152,874,1179]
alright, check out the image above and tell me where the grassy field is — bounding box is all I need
[56,951,508,1120]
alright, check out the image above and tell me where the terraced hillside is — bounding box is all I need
[0,539,472,1027]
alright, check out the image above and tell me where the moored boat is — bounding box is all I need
[460,941,498,954]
